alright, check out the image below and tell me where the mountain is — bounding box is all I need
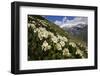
[28,15,88,60]
[62,23,88,43]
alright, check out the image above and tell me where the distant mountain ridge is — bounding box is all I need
[62,23,88,43]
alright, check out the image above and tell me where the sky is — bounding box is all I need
[43,15,88,28]
[44,16,75,22]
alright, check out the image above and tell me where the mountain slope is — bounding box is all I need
[62,23,88,43]
[28,15,88,60]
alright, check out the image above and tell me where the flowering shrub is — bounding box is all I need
[28,15,88,60]
[42,40,51,51]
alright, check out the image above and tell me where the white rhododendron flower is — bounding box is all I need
[62,36,68,42]
[75,49,83,57]
[32,21,36,24]
[38,27,46,32]
[51,36,58,43]
[34,27,49,40]
[47,45,51,50]
[57,35,63,41]
[60,41,65,47]
[38,30,48,39]
[28,23,36,29]
[63,48,71,56]
[42,40,51,51]
[31,24,36,29]
[57,35,68,42]
[28,16,33,19]
[56,43,62,50]
[69,42,76,48]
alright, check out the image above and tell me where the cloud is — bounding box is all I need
[54,16,67,27]
[55,20,62,26]
[54,16,88,28]
[62,16,67,24]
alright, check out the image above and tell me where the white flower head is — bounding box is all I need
[47,45,51,50]
[51,36,58,43]
[42,40,51,51]
[56,43,62,50]
[28,23,36,29]
[75,49,83,57]
[39,31,48,39]
[31,24,36,29]
[69,42,76,48]
[28,16,33,19]
[63,48,71,56]
[62,36,68,42]
[37,27,46,33]
[35,27,49,40]
[57,35,68,42]
[32,21,36,24]
[57,35,63,41]
[60,41,65,47]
